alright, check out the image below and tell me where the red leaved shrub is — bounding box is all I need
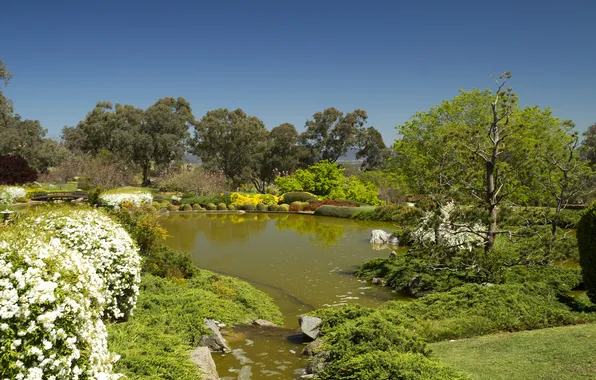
[0,155,38,185]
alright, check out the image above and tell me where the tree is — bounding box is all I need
[250,123,300,193]
[581,123,596,168]
[538,120,594,235]
[356,126,390,170]
[0,155,38,185]
[301,107,368,163]
[192,108,268,188]
[577,202,596,303]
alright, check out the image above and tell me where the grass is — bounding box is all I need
[431,323,596,380]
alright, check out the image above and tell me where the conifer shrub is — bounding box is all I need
[268,204,280,212]
[257,203,267,211]
[192,204,202,210]
[217,203,227,210]
[578,202,596,303]
[314,205,362,218]
[280,192,318,204]
[181,204,192,211]
[227,204,236,211]
[278,204,290,212]
[205,203,217,210]
[167,204,179,212]
[243,203,257,211]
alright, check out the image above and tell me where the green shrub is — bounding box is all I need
[268,204,280,212]
[152,201,161,208]
[502,265,583,292]
[181,204,192,211]
[205,203,217,210]
[243,203,256,211]
[144,205,158,214]
[353,204,423,225]
[217,203,227,210]
[192,204,202,210]
[578,202,596,303]
[227,204,236,211]
[256,203,267,211]
[153,194,169,203]
[278,204,290,212]
[280,191,318,204]
[290,201,305,211]
[320,351,470,380]
[160,201,170,209]
[314,205,362,218]
[167,204,179,212]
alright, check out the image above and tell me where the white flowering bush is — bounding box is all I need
[99,191,153,208]
[20,207,142,321]
[413,201,485,251]
[0,229,122,379]
[0,186,26,204]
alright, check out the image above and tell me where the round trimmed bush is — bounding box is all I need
[217,203,227,210]
[144,205,158,214]
[243,202,257,211]
[152,201,161,208]
[0,228,122,378]
[205,203,217,210]
[278,204,290,212]
[18,207,142,321]
[160,201,170,209]
[228,204,236,211]
[290,201,306,211]
[192,204,202,210]
[268,204,280,212]
[281,192,318,204]
[257,203,267,211]
[167,204,179,212]
[578,202,596,303]
[181,204,192,211]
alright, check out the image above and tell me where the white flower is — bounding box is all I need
[98,192,153,207]
[0,186,26,204]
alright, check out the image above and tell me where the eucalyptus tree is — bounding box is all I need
[581,123,596,168]
[356,126,390,171]
[192,108,268,188]
[301,107,368,163]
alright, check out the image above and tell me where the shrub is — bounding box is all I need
[578,202,596,303]
[502,265,582,292]
[205,203,217,210]
[230,192,279,206]
[157,167,228,194]
[167,204,179,212]
[0,155,38,185]
[142,245,196,279]
[144,205,158,214]
[303,199,361,211]
[278,204,290,212]
[227,204,236,211]
[256,203,267,211]
[216,203,227,210]
[274,176,304,192]
[99,188,153,207]
[320,351,469,380]
[18,206,142,321]
[243,202,256,211]
[192,204,202,210]
[0,186,26,204]
[160,201,170,209]
[120,200,135,209]
[353,204,423,225]
[181,204,192,211]
[280,191,318,204]
[314,205,363,218]
[0,228,122,379]
[152,201,161,208]
[290,201,306,211]
[268,204,280,212]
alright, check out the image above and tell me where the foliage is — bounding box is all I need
[181,204,192,211]
[0,155,38,185]
[256,203,267,211]
[313,205,363,218]
[356,126,390,171]
[280,191,318,204]
[241,203,256,211]
[328,175,381,205]
[353,204,423,225]
[303,200,361,211]
[157,167,228,195]
[99,188,153,208]
[268,204,279,211]
[229,192,279,206]
[278,203,290,211]
[300,107,368,163]
[192,108,268,188]
[581,122,596,168]
[205,203,217,210]
[578,202,596,303]
[0,227,122,379]
[108,272,282,380]
[502,265,582,292]
[0,186,26,204]
[275,160,344,197]
[17,206,142,321]
[215,202,226,210]
[274,176,304,192]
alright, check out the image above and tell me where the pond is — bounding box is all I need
[162,213,407,379]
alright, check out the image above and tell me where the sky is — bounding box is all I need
[1,0,595,143]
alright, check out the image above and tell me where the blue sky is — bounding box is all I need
[1,0,595,143]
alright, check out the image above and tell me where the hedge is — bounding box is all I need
[578,202,596,303]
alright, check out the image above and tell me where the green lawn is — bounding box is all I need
[431,324,596,380]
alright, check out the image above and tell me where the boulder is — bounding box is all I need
[371,277,384,285]
[389,250,398,259]
[406,276,433,298]
[370,229,399,245]
[253,319,277,327]
[190,346,219,380]
[299,316,322,341]
[301,339,323,357]
[198,318,231,353]
[306,350,330,374]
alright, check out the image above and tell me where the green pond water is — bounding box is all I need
[162,213,407,380]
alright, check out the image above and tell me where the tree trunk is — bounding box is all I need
[142,164,150,187]
[485,159,498,253]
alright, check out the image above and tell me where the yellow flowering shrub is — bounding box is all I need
[229,192,279,206]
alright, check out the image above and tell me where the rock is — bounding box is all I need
[482,282,494,287]
[253,319,277,327]
[190,346,220,380]
[157,208,169,214]
[406,276,433,298]
[301,339,323,357]
[198,319,231,353]
[371,277,383,285]
[299,316,322,341]
[306,350,330,374]
[370,229,399,245]
[301,375,316,379]
[389,250,398,259]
